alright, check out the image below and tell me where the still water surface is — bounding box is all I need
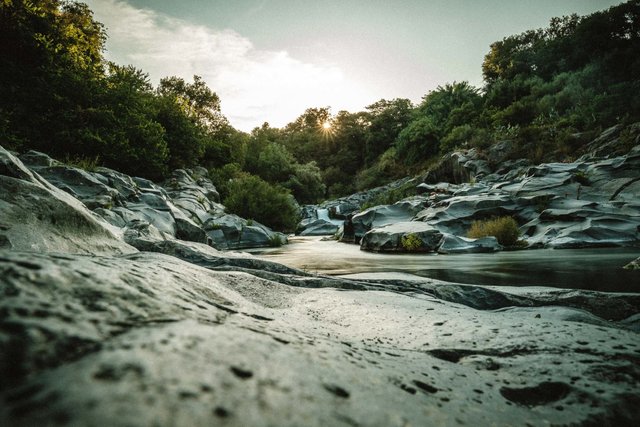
[247,236,640,293]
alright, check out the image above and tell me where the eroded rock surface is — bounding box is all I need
[1,251,639,426]
[360,222,443,253]
[0,147,135,255]
[18,150,285,250]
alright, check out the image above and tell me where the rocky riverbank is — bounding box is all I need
[1,144,640,425]
[301,125,640,254]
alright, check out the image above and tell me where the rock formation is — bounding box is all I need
[1,143,639,425]
[17,149,286,250]
[304,126,639,253]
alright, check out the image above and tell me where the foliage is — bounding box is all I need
[401,233,423,251]
[209,162,244,200]
[64,155,101,172]
[223,173,300,232]
[2,0,639,214]
[363,98,413,166]
[283,161,326,204]
[268,234,284,247]
[467,216,520,246]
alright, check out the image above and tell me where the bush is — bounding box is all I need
[64,155,101,172]
[283,161,326,204]
[223,173,299,232]
[401,233,422,251]
[467,216,520,246]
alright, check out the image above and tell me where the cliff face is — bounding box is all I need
[1,144,640,426]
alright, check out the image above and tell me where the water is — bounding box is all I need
[246,236,640,293]
[316,208,344,226]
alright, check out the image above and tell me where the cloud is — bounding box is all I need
[85,0,371,131]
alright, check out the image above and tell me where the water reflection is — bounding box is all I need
[246,236,640,293]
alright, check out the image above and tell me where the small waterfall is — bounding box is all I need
[317,208,330,221]
[317,208,344,225]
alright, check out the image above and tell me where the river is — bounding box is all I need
[247,236,640,293]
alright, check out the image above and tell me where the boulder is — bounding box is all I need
[523,206,640,249]
[299,219,339,236]
[0,146,135,255]
[413,194,534,236]
[19,162,122,210]
[204,214,287,250]
[360,222,443,253]
[437,234,502,254]
[344,199,426,243]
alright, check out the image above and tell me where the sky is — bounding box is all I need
[83,0,623,132]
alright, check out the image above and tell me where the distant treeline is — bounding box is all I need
[1,0,639,229]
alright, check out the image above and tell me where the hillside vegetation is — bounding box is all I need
[1,0,639,229]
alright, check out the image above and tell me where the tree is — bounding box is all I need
[363,98,413,166]
[223,173,300,232]
[0,0,106,152]
[157,75,226,132]
[283,162,326,204]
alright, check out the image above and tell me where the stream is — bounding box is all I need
[247,236,640,293]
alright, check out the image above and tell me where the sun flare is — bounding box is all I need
[322,121,332,130]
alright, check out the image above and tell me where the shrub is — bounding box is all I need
[64,155,101,172]
[401,233,423,251]
[223,173,299,232]
[467,216,520,246]
[268,234,284,247]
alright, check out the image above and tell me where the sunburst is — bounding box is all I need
[319,120,334,140]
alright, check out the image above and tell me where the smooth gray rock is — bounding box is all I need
[15,149,287,249]
[360,222,443,252]
[0,146,135,255]
[299,219,339,236]
[204,214,287,250]
[20,163,121,210]
[345,199,427,243]
[413,193,536,236]
[170,204,208,244]
[1,250,639,426]
[522,202,640,249]
[437,234,502,254]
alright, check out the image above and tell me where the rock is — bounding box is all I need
[437,234,502,254]
[17,149,61,167]
[0,146,135,255]
[204,214,287,250]
[1,250,639,426]
[424,152,473,184]
[624,257,640,270]
[298,219,339,236]
[19,162,122,210]
[523,203,640,249]
[360,222,443,253]
[15,149,289,250]
[413,193,535,236]
[416,182,455,195]
[171,205,208,244]
[1,142,640,424]
[578,123,639,160]
[316,177,416,216]
[344,199,427,243]
[94,167,144,199]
